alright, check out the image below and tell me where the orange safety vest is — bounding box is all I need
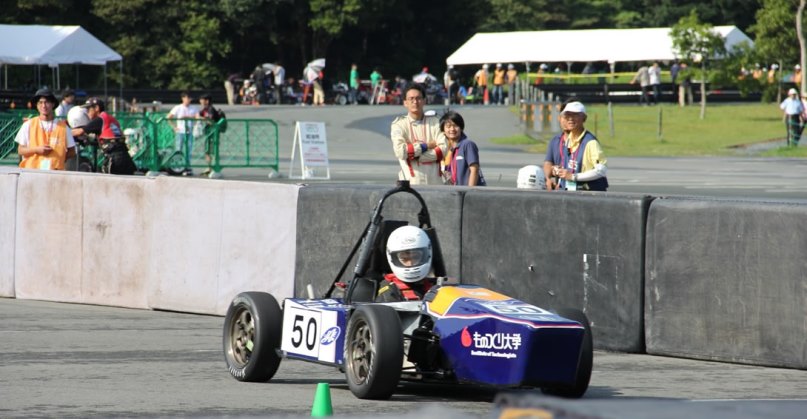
[19,117,69,170]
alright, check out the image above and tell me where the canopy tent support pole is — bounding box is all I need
[76,63,79,89]
[119,60,123,104]
[104,63,108,100]
[3,64,7,90]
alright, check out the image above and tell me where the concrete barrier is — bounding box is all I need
[11,169,299,316]
[15,171,152,308]
[147,178,299,315]
[294,185,464,298]
[0,170,18,297]
[645,197,807,369]
[461,189,651,352]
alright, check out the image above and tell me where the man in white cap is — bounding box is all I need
[780,88,804,146]
[543,99,608,191]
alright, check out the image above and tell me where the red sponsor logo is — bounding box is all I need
[460,327,472,347]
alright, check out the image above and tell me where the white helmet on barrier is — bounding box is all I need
[517,165,543,189]
[66,106,90,128]
[386,226,432,283]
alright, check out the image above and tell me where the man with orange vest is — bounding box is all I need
[376,226,436,302]
[16,88,77,170]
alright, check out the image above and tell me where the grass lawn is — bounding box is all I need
[491,103,807,157]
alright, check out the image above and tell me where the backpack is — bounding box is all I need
[212,107,227,133]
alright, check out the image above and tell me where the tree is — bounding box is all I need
[671,10,726,119]
[751,0,802,68]
[309,0,362,58]
[798,0,806,92]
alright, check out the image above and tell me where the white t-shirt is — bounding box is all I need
[649,66,661,85]
[168,104,199,133]
[15,118,76,148]
[274,66,285,86]
[55,102,74,118]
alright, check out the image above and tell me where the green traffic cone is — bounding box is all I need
[311,382,333,417]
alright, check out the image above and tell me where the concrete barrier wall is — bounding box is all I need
[0,170,18,297]
[461,190,651,352]
[646,197,807,369]
[148,178,298,315]
[11,170,299,316]
[294,185,464,298]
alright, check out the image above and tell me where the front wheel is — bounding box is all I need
[344,305,403,399]
[542,308,593,398]
[223,292,283,382]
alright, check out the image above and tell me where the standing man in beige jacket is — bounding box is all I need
[390,84,447,185]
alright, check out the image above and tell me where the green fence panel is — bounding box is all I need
[0,114,25,164]
[0,113,280,174]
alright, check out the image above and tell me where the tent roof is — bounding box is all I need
[446,26,753,66]
[0,24,122,66]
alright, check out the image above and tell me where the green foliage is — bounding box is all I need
[670,10,727,63]
[0,1,782,91]
[750,0,802,65]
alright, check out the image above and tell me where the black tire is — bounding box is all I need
[542,308,593,398]
[223,292,283,382]
[337,94,348,106]
[165,151,186,176]
[77,157,94,172]
[344,305,403,399]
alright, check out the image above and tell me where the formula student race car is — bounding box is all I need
[222,181,593,399]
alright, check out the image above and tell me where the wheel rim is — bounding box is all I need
[228,306,255,367]
[348,319,373,385]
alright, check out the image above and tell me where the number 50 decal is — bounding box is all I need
[281,305,322,358]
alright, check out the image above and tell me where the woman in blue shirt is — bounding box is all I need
[440,111,486,186]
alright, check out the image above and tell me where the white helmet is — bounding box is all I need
[517,165,543,189]
[386,226,432,283]
[66,106,90,128]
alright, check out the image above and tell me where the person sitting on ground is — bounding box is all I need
[376,226,436,302]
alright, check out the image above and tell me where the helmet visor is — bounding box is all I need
[389,248,428,268]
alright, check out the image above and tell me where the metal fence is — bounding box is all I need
[0,112,279,175]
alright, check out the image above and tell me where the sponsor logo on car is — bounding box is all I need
[320,326,341,345]
[459,327,521,359]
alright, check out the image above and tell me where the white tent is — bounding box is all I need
[0,24,122,94]
[446,26,754,66]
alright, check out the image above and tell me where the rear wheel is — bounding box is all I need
[223,292,283,382]
[164,151,186,176]
[542,308,593,398]
[77,157,94,172]
[344,305,403,399]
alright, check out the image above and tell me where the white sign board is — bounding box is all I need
[289,121,330,180]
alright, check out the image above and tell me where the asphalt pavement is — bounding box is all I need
[2,298,806,418]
